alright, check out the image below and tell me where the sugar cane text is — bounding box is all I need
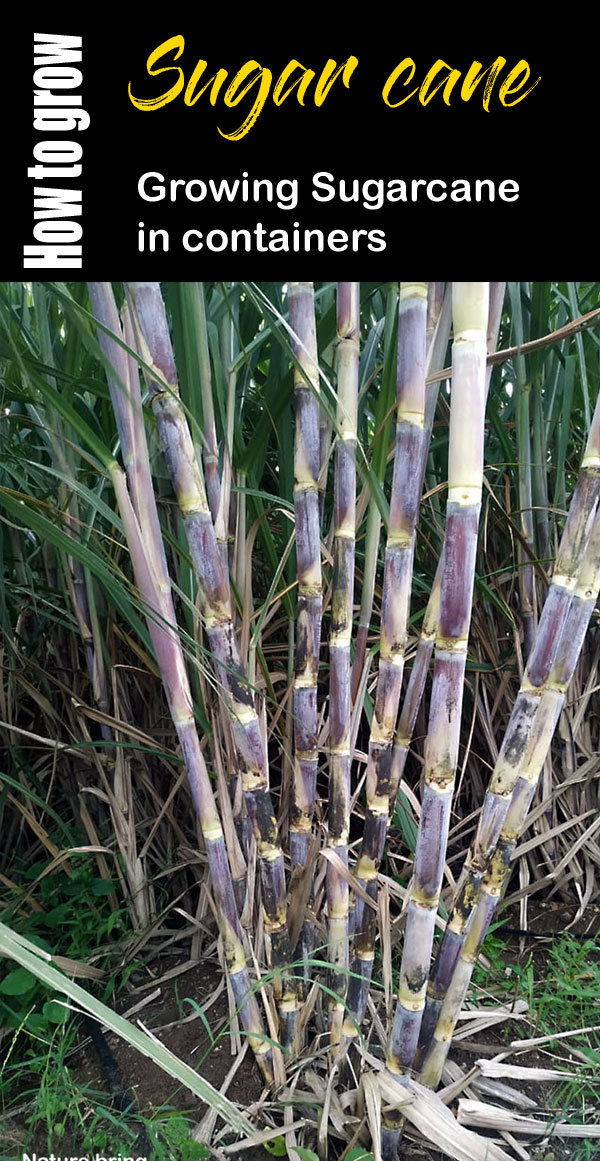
[128,38,541,140]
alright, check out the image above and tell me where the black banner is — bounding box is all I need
[5,12,586,275]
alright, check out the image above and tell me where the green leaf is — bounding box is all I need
[264,1135,287,1156]
[90,878,117,896]
[182,998,215,1046]
[25,1013,48,1034]
[0,967,37,995]
[293,1149,320,1161]
[42,999,69,1024]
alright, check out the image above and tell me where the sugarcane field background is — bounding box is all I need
[1,281,600,1161]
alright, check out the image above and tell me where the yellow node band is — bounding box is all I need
[400,282,428,299]
[448,485,482,505]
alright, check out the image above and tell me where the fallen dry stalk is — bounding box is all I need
[457,1098,600,1138]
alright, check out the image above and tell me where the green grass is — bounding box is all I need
[0,1077,212,1161]
[0,965,217,1161]
[476,927,600,1057]
[473,926,600,1159]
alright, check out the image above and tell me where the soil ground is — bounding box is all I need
[75,959,274,1160]
[7,899,600,1160]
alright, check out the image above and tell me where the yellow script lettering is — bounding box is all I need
[128,35,185,110]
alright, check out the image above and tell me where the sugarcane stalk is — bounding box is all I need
[342,282,429,1037]
[110,282,298,1047]
[388,283,506,810]
[217,284,238,578]
[288,283,324,963]
[217,290,246,827]
[179,281,221,523]
[341,285,450,1040]
[426,283,445,348]
[326,282,359,1040]
[111,465,273,1080]
[387,565,440,803]
[87,283,272,1080]
[386,283,489,1081]
[345,288,501,1064]
[419,504,600,1089]
[350,284,447,709]
[416,383,600,1068]
[511,283,536,657]
[343,283,451,1040]
[531,381,550,565]
[350,499,382,707]
[350,284,398,705]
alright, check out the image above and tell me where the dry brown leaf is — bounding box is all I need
[457,1099,600,1138]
